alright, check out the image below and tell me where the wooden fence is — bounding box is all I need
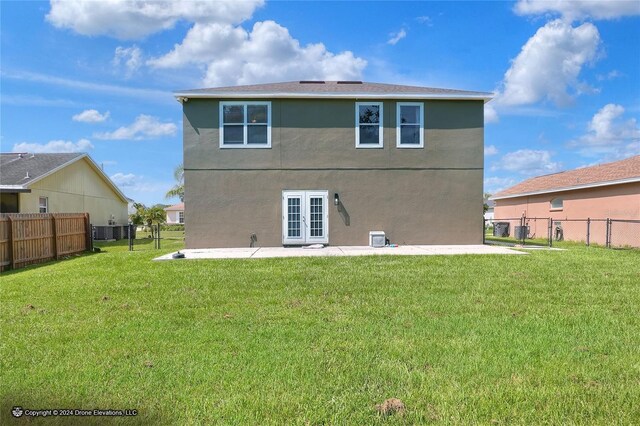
[0,213,91,271]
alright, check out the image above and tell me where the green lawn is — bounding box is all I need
[1,240,639,424]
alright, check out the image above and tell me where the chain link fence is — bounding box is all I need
[485,217,640,249]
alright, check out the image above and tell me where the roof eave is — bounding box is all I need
[0,185,31,193]
[490,176,640,200]
[173,92,494,102]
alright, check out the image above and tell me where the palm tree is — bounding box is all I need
[165,164,184,202]
[129,203,166,239]
[129,202,146,227]
[145,205,167,239]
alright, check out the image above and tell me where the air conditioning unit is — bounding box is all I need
[369,231,385,248]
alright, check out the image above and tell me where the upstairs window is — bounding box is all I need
[39,196,48,213]
[397,102,424,148]
[550,197,563,210]
[356,102,383,148]
[220,101,271,148]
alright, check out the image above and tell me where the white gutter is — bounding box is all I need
[0,185,31,193]
[490,176,640,200]
[174,92,494,102]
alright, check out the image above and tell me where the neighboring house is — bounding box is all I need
[175,80,492,248]
[484,199,495,224]
[0,153,129,225]
[127,197,136,216]
[165,202,184,224]
[491,155,640,244]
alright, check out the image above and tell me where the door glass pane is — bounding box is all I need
[247,125,268,144]
[223,105,244,123]
[287,198,301,238]
[359,125,379,145]
[248,105,267,123]
[359,105,380,124]
[400,105,420,124]
[400,125,421,145]
[309,197,323,237]
[223,125,244,144]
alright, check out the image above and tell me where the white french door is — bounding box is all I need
[282,190,328,245]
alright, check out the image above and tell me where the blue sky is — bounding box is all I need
[1,0,639,205]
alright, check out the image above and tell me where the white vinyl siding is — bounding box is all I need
[220,101,271,148]
[355,102,383,148]
[396,102,424,148]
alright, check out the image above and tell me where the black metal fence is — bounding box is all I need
[484,216,640,249]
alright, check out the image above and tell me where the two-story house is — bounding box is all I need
[175,81,492,248]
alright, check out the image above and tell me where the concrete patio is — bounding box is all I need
[154,244,525,261]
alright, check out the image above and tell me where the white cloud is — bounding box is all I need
[1,94,77,108]
[597,70,623,81]
[148,20,366,86]
[484,176,517,194]
[494,149,562,175]
[497,20,600,106]
[113,46,143,77]
[484,145,499,156]
[46,2,366,87]
[72,109,110,123]
[484,104,499,123]
[570,103,640,159]
[515,0,640,21]
[2,69,171,103]
[110,172,138,187]
[416,16,433,26]
[46,0,264,40]
[95,115,177,140]
[387,29,407,45]
[12,138,94,153]
[584,104,639,144]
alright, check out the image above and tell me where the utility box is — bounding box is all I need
[514,225,529,240]
[369,231,386,247]
[493,222,510,237]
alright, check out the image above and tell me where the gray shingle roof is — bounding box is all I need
[0,153,84,186]
[175,81,492,100]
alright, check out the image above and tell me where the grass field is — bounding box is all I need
[1,238,639,424]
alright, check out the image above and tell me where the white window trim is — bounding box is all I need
[178,211,184,224]
[396,102,424,148]
[39,196,48,213]
[355,102,383,148]
[550,197,564,211]
[219,101,272,149]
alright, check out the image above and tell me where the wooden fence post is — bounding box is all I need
[84,213,91,251]
[51,214,59,260]
[7,215,14,270]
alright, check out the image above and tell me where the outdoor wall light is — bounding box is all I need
[334,193,340,206]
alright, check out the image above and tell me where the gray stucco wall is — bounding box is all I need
[183,98,484,248]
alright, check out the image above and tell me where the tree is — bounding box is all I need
[165,163,184,202]
[483,193,492,214]
[129,203,166,238]
[145,206,166,239]
[129,202,146,227]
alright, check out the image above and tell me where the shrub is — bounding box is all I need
[162,224,185,231]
